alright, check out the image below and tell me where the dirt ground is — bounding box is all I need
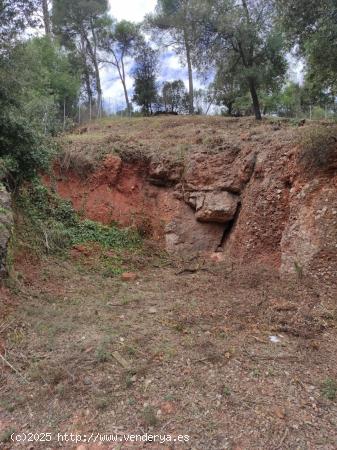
[1,244,337,450]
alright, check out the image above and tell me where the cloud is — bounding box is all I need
[101,0,207,109]
[108,0,157,22]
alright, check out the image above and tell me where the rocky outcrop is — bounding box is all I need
[0,184,13,278]
[194,191,240,223]
[281,177,337,278]
[52,122,337,278]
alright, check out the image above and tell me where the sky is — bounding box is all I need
[108,0,157,22]
[102,0,303,113]
[102,0,195,112]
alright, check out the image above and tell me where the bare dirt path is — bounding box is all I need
[1,251,337,449]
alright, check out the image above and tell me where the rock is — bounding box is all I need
[195,191,239,223]
[148,159,183,186]
[149,307,157,314]
[165,202,224,254]
[121,272,138,282]
[0,184,13,279]
[209,252,225,263]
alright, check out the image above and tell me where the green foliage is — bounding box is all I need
[0,0,37,49]
[146,0,198,113]
[0,34,80,186]
[16,182,142,255]
[321,378,337,401]
[161,80,187,113]
[53,0,109,104]
[277,0,337,93]
[0,109,54,186]
[194,0,288,119]
[13,36,81,133]
[132,43,159,114]
[99,19,142,112]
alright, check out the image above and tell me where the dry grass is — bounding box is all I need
[58,116,299,177]
[1,249,337,449]
[298,124,337,174]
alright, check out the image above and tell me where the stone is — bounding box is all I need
[165,202,225,255]
[195,191,239,223]
[148,159,183,186]
[121,272,138,282]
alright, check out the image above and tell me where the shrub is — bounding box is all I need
[298,125,337,173]
[0,111,54,188]
[15,181,142,255]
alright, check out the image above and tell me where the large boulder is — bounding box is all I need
[0,184,13,278]
[194,191,240,223]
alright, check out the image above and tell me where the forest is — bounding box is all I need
[0,0,337,187]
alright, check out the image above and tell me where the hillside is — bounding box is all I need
[0,116,337,449]
[53,116,337,279]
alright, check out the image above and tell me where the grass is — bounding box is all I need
[298,125,337,174]
[321,378,337,401]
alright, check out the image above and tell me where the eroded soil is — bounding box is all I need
[1,246,337,450]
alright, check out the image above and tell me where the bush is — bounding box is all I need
[0,111,54,188]
[298,125,337,173]
[15,182,142,255]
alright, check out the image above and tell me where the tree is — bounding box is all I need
[194,0,287,120]
[16,37,81,131]
[40,0,51,35]
[0,0,38,50]
[210,61,247,116]
[146,0,198,114]
[53,0,109,113]
[277,0,337,93]
[162,80,187,113]
[100,20,142,115]
[0,2,53,187]
[132,44,159,114]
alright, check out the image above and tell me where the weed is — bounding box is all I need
[125,373,135,388]
[0,429,15,443]
[126,345,137,356]
[142,406,158,427]
[294,261,304,279]
[251,368,261,378]
[164,393,176,401]
[95,340,111,363]
[15,182,142,257]
[94,396,109,410]
[321,378,337,401]
[222,385,231,397]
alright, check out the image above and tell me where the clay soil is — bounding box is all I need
[1,117,337,450]
[1,246,337,450]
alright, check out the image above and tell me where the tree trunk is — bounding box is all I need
[184,31,194,114]
[86,36,102,117]
[248,78,262,120]
[121,79,131,115]
[121,59,131,115]
[42,0,51,35]
[84,67,93,104]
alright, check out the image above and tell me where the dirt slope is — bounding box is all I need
[50,116,337,279]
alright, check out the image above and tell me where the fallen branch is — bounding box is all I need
[112,352,131,370]
[0,353,28,383]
